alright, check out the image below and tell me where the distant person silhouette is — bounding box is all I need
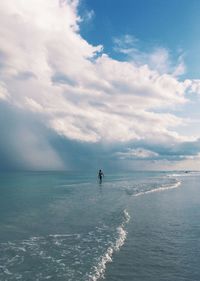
[98,169,104,183]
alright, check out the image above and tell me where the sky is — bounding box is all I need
[1,0,200,171]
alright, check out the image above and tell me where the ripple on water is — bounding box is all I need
[0,210,130,281]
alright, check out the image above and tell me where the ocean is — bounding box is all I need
[0,171,200,281]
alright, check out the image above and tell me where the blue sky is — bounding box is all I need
[79,0,200,79]
[0,0,200,171]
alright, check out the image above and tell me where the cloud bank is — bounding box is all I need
[0,0,200,170]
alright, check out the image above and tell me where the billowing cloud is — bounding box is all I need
[0,0,200,170]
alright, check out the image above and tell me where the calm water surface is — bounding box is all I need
[0,171,199,281]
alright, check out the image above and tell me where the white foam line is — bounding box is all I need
[168,172,200,178]
[88,210,130,281]
[49,234,79,238]
[133,181,181,197]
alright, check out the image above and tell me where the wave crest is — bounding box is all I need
[133,180,181,197]
[88,209,130,281]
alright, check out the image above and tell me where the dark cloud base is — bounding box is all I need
[1,102,200,172]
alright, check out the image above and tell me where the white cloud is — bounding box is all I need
[116,148,159,160]
[113,34,138,52]
[113,34,186,76]
[188,79,200,94]
[0,82,9,100]
[81,9,95,22]
[0,0,200,170]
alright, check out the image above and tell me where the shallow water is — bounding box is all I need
[0,171,199,280]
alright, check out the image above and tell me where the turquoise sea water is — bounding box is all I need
[0,171,200,280]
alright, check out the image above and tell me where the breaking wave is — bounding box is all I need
[124,176,181,197]
[133,180,181,197]
[88,209,130,281]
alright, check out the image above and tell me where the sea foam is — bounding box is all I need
[133,180,181,197]
[88,209,130,281]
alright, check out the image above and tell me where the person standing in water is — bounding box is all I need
[98,169,104,183]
